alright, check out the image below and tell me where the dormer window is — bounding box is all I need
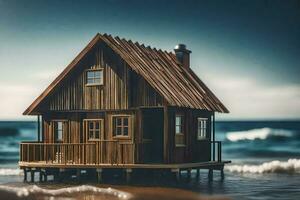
[86,69,103,86]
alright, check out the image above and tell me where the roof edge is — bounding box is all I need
[23,33,101,115]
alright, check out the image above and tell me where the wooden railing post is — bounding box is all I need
[20,140,136,166]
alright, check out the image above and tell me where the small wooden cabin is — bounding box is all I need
[20,33,229,182]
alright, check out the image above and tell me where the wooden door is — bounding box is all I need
[141,108,164,163]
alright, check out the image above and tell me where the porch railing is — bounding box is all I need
[20,141,135,165]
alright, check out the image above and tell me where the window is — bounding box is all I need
[86,120,102,140]
[113,116,130,137]
[175,115,183,134]
[54,121,63,142]
[197,118,208,140]
[175,115,185,146]
[86,70,103,85]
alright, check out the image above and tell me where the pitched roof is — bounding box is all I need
[24,33,229,115]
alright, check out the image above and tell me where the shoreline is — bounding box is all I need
[0,182,230,200]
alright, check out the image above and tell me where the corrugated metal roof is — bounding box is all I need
[24,33,228,115]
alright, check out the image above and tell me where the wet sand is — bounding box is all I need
[0,183,230,200]
[118,186,230,200]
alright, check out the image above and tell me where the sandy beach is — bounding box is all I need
[0,183,230,200]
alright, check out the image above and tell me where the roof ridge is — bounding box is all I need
[99,32,174,54]
[24,33,229,115]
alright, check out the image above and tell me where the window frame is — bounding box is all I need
[197,117,208,140]
[85,69,104,86]
[175,114,185,147]
[175,114,184,135]
[52,120,68,143]
[112,115,131,138]
[84,119,104,141]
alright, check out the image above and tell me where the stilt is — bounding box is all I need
[208,169,213,181]
[125,169,132,183]
[30,170,35,183]
[76,169,81,182]
[171,168,180,182]
[39,170,43,182]
[23,169,27,182]
[187,169,191,180]
[196,169,200,180]
[221,169,224,180]
[53,171,59,182]
[59,169,65,182]
[44,172,47,182]
[96,168,102,183]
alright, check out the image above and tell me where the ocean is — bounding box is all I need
[0,120,299,200]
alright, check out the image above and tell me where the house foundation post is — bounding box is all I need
[76,169,81,182]
[208,169,213,181]
[39,170,43,182]
[23,169,27,182]
[30,169,35,183]
[53,170,59,182]
[43,170,48,182]
[125,169,132,183]
[196,169,200,180]
[187,169,191,181]
[171,168,180,182]
[59,169,65,182]
[96,168,102,183]
[221,167,224,180]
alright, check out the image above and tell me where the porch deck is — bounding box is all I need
[19,141,230,182]
[19,160,231,169]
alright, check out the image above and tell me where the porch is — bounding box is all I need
[19,140,230,183]
[20,140,135,165]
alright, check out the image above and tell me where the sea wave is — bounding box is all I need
[0,168,22,176]
[225,159,300,174]
[226,128,293,142]
[0,185,131,199]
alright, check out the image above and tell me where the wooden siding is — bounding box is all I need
[24,33,228,115]
[38,42,162,112]
[165,107,213,163]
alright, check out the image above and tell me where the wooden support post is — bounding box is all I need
[30,170,35,183]
[59,169,65,182]
[53,172,59,182]
[221,168,224,180]
[208,169,213,181]
[187,169,191,180]
[125,169,132,183]
[44,173,47,182]
[96,168,102,183]
[23,169,27,182]
[39,170,43,182]
[76,169,81,182]
[171,169,180,182]
[196,169,200,180]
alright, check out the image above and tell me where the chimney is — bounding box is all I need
[174,44,191,68]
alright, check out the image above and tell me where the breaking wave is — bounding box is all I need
[0,185,131,199]
[226,128,293,142]
[225,159,300,174]
[0,168,22,176]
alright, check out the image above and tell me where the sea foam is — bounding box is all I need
[225,159,300,174]
[0,185,131,199]
[0,168,22,176]
[226,128,293,142]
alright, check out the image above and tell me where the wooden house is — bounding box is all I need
[19,33,229,182]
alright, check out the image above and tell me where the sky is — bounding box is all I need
[0,0,299,120]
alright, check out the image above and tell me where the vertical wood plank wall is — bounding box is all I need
[39,42,163,112]
[166,107,213,163]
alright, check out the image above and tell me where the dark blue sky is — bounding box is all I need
[0,0,299,119]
